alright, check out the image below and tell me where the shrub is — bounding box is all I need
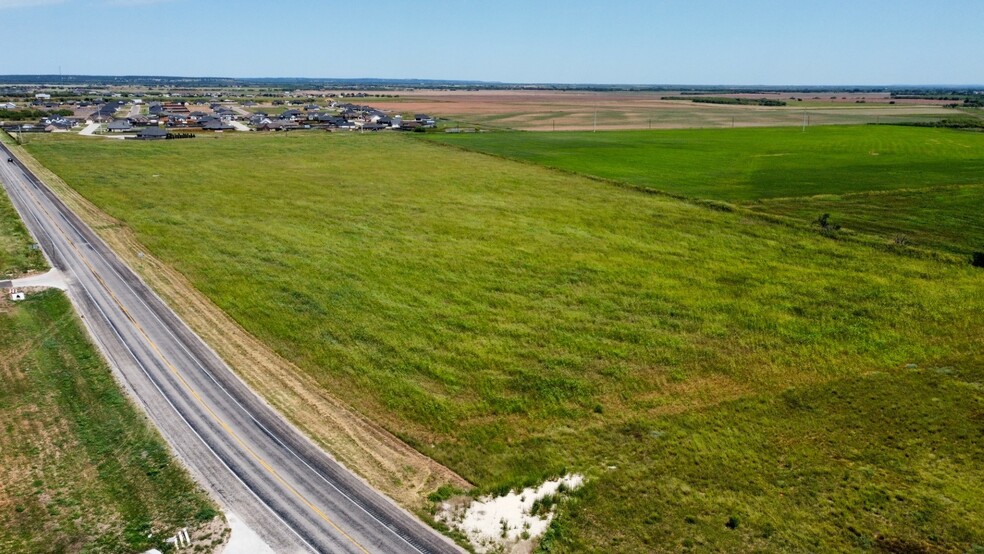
[972,251,984,268]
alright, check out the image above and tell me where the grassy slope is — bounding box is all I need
[0,182,47,277]
[428,126,984,258]
[0,171,220,552]
[24,132,984,552]
[426,126,984,201]
[746,185,984,258]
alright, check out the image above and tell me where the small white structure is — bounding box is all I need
[10,292,25,301]
[35,93,51,100]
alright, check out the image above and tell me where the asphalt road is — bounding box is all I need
[0,143,463,554]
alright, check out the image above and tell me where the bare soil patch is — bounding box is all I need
[363,90,954,130]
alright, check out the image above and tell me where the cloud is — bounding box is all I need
[0,0,65,8]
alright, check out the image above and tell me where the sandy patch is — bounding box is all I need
[437,474,584,554]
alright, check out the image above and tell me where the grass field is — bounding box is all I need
[0,182,47,278]
[747,185,984,258]
[0,191,223,551]
[427,126,984,200]
[429,126,984,259]
[22,130,984,552]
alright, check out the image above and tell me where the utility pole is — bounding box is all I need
[802,110,807,132]
[593,110,597,133]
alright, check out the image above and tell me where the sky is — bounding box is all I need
[1,0,982,85]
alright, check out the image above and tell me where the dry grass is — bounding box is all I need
[361,90,954,130]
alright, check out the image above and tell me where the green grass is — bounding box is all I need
[426,126,984,201]
[428,125,984,257]
[546,366,984,553]
[23,131,984,552]
[0,182,47,277]
[0,291,221,552]
[747,185,984,258]
[0,162,221,552]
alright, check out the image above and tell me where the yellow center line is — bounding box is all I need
[18,166,371,554]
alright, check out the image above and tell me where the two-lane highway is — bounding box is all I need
[0,143,462,554]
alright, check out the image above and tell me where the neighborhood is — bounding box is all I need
[0,92,438,139]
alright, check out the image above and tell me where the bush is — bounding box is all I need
[972,251,984,268]
[813,213,841,235]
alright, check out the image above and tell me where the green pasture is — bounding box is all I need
[22,131,984,552]
[427,125,984,201]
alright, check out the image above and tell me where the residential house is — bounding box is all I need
[107,119,133,132]
[136,126,168,140]
[256,120,298,131]
[200,119,233,131]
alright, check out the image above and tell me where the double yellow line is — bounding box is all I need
[12,157,370,554]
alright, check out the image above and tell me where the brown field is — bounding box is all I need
[352,90,955,130]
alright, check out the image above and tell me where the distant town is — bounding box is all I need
[0,87,440,139]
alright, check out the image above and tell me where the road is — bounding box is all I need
[0,144,463,554]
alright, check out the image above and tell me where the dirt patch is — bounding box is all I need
[358,90,954,130]
[10,144,471,509]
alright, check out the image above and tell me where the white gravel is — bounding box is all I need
[437,474,583,553]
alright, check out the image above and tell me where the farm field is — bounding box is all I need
[430,125,984,258]
[748,185,984,258]
[0,188,223,551]
[21,131,984,552]
[361,89,956,130]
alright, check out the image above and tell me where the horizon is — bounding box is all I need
[2,74,982,89]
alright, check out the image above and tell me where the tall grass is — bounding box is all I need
[23,131,984,552]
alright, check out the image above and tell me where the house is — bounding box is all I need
[256,120,298,131]
[214,108,237,121]
[1,102,15,109]
[106,119,133,132]
[136,126,168,140]
[280,109,302,121]
[35,93,51,100]
[200,119,233,131]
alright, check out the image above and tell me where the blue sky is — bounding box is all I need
[2,0,982,85]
